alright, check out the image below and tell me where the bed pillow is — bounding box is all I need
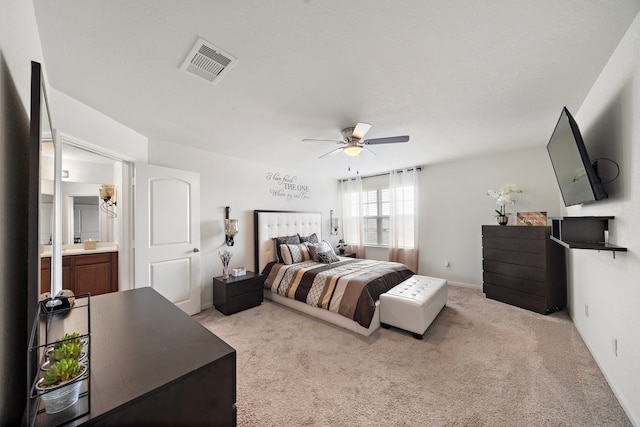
[317,250,340,264]
[280,243,312,265]
[274,235,301,263]
[298,232,319,244]
[307,240,333,261]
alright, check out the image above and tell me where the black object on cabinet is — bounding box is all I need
[213,271,264,315]
[482,225,567,314]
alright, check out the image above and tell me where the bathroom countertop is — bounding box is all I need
[41,243,118,257]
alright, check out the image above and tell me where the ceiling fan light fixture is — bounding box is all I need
[344,145,363,156]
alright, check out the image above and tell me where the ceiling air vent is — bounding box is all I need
[180,38,237,84]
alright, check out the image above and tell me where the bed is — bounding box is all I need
[254,210,414,336]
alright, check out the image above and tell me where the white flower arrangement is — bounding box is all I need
[487,184,523,216]
[218,249,233,273]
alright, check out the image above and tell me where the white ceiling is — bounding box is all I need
[33,1,640,179]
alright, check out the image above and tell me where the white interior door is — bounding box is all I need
[134,163,201,315]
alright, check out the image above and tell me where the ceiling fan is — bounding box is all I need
[303,122,409,158]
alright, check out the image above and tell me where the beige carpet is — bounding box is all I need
[194,286,630,426]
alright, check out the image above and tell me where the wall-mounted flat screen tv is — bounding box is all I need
[546,107,608,206]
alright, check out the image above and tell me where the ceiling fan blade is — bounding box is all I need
[360,147,377,158]
[363,135,409,145]
[352,122,372,140]
[302,138,344,144]
[319,147,344,159]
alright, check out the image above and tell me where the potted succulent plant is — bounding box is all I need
[36,332,88,414]
[43,338,85,370]
[336,239,346,254]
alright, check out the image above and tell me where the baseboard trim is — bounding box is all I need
[447,280,482,290]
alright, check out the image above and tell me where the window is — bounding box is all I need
[362,188,390,245]
[339,169,418,252]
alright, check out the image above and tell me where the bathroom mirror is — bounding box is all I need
[61,142,118,245]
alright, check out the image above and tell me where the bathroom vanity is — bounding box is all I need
[41,244,118,296]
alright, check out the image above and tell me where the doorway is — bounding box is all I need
[57,135,134,291]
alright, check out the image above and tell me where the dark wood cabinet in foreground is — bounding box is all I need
[31,288,236,426]
[214,271,264,315]
[482,225,566,314]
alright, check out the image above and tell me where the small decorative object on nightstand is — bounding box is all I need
[213,271,264,315]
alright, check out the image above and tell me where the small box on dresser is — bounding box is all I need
[213,271,264,315]
[482,225,567,314]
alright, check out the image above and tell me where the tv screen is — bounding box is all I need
[546,107,608,206]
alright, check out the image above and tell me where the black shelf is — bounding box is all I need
[550,216,627,256]
[26,295,91,427]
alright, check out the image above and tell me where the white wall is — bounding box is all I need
[419,146,562,286]
[148,138,340,309]
[567,12,640,425]
[50,89,148,163]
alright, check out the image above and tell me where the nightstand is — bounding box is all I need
[213,271,264,315]
[339,252,356,258]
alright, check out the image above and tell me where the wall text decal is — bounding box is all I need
[266,172,310,201]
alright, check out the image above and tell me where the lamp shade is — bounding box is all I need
[225,219,239,236]
[344,145,363,156]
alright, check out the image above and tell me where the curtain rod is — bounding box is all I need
[339,166,422,182]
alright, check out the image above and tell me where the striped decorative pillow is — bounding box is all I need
[274,235,301,263]
[280,243,312,265]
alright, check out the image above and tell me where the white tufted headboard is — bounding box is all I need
[254,210,322,274]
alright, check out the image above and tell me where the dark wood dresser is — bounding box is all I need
[30,288,237,426]
[482,225,567,314]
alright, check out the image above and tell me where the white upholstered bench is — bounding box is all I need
[380,275,448,339]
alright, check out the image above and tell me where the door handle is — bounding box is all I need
[193,248,200,253]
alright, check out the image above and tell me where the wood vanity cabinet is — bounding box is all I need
[482,225,566,314]
[40,251,118,296]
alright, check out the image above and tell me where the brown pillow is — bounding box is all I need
[274,235,301,263]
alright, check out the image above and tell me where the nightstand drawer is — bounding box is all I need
[225,276,263,298]
[220,291,263,316]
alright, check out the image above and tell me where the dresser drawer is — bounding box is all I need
[482,236,546,254]
[483,283,551,314]
[483,247,546,269]
[482,225,548,240]
[483,259,547,282]
[483,271,547,296]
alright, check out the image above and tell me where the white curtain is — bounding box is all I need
[339,176,366,258]
[389,168,419,272]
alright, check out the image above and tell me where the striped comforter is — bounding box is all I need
[262,258,414,328]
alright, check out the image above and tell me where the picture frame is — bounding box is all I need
[516,211,548,226]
